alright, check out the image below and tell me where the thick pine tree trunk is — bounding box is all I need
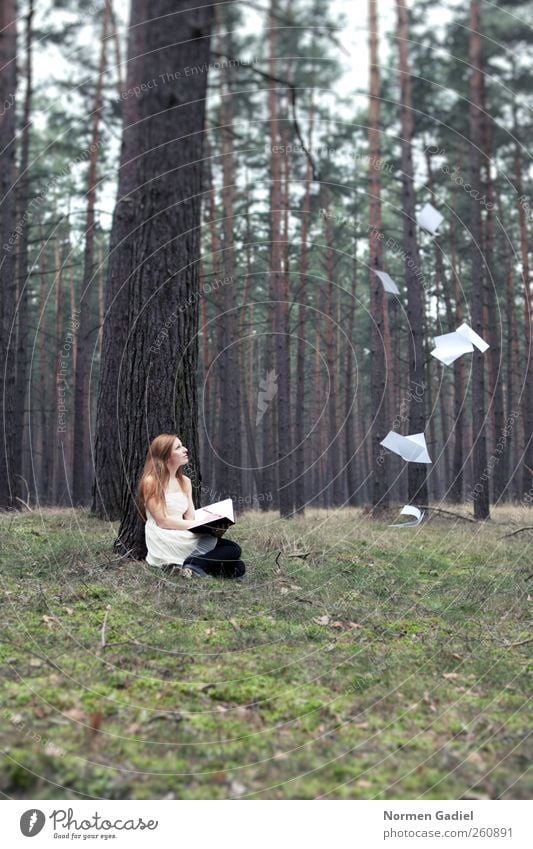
[0,0,18,509]
[468,0,490,520]
[73,0,109,505]
[396,0,427,507]
[93,0,214,555]
[368,0,389,510]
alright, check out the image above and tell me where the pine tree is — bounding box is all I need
[0,0,18,509]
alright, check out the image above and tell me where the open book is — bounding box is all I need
[188,498,235,533]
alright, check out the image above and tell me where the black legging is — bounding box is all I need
[187,538,245,578]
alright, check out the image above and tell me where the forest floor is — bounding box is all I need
[0,505,531,800]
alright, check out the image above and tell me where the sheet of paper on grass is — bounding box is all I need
[373,270,400,295]
[380,431,432,464]
[431,322,489,365]
[389,505,425,528]
[417,202,444,235]
[188,498,235,531]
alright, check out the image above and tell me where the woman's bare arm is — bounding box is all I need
[141,474,195,530]
[146,496,196,530]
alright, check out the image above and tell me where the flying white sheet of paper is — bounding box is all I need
[456,322,490,353]
[389,505,425,528]
[431,322,489,366]
[373,270,400,295]
[417,202,444,235]
[380,431,432,464]
[431,331,474,366]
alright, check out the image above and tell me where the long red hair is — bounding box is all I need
[137,434,185,521]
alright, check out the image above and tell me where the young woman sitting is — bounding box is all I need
[137,433,245,578]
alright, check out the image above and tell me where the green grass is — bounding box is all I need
[0,505,531,800]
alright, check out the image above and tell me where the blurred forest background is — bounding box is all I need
[1,0,533,536]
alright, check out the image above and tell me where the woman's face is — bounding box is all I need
[168,437,188,468]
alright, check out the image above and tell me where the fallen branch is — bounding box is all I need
[14,475,32,510]
[503,636,533,648]
[100,607,110,649]
[275,550,311,569]
[498,527,533,540]
[15,496,33,512]
[416,506,477,524]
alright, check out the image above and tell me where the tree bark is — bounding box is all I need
[396,0,428,506]
[345,238,359,504]
[93,0,214,556]
[481,80,506,503]
[269,0,292,518]
[368,0,389,510]
[0,0,18,509]
[512,96,533,498]
[468,0,490,519]
[12,0,34,501]
[293,91,316,515]
[498,197,521,499]
[73,0,110,505]
[215,9,242,502]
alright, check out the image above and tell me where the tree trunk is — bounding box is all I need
[425,147,452,495]
[0,0,18,509]
[52,236,65,503]
[396,0,427,506]
[323,189,343,506]
[92,0,145,519]
[345,239,359,504]
[269,0,292,518]
[368,0,389,510]
[498,197,521,499]
[94,0,215,556]
[481,83,506,503]
[293,95,315,515]
[12,0,33,501]
[73,0,110,505]
[449,190,466,502]
[215,10,242,502]
[512,98,533,497]
[468,0,490,520]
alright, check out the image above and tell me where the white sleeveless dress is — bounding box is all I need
[145,490,218,567]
